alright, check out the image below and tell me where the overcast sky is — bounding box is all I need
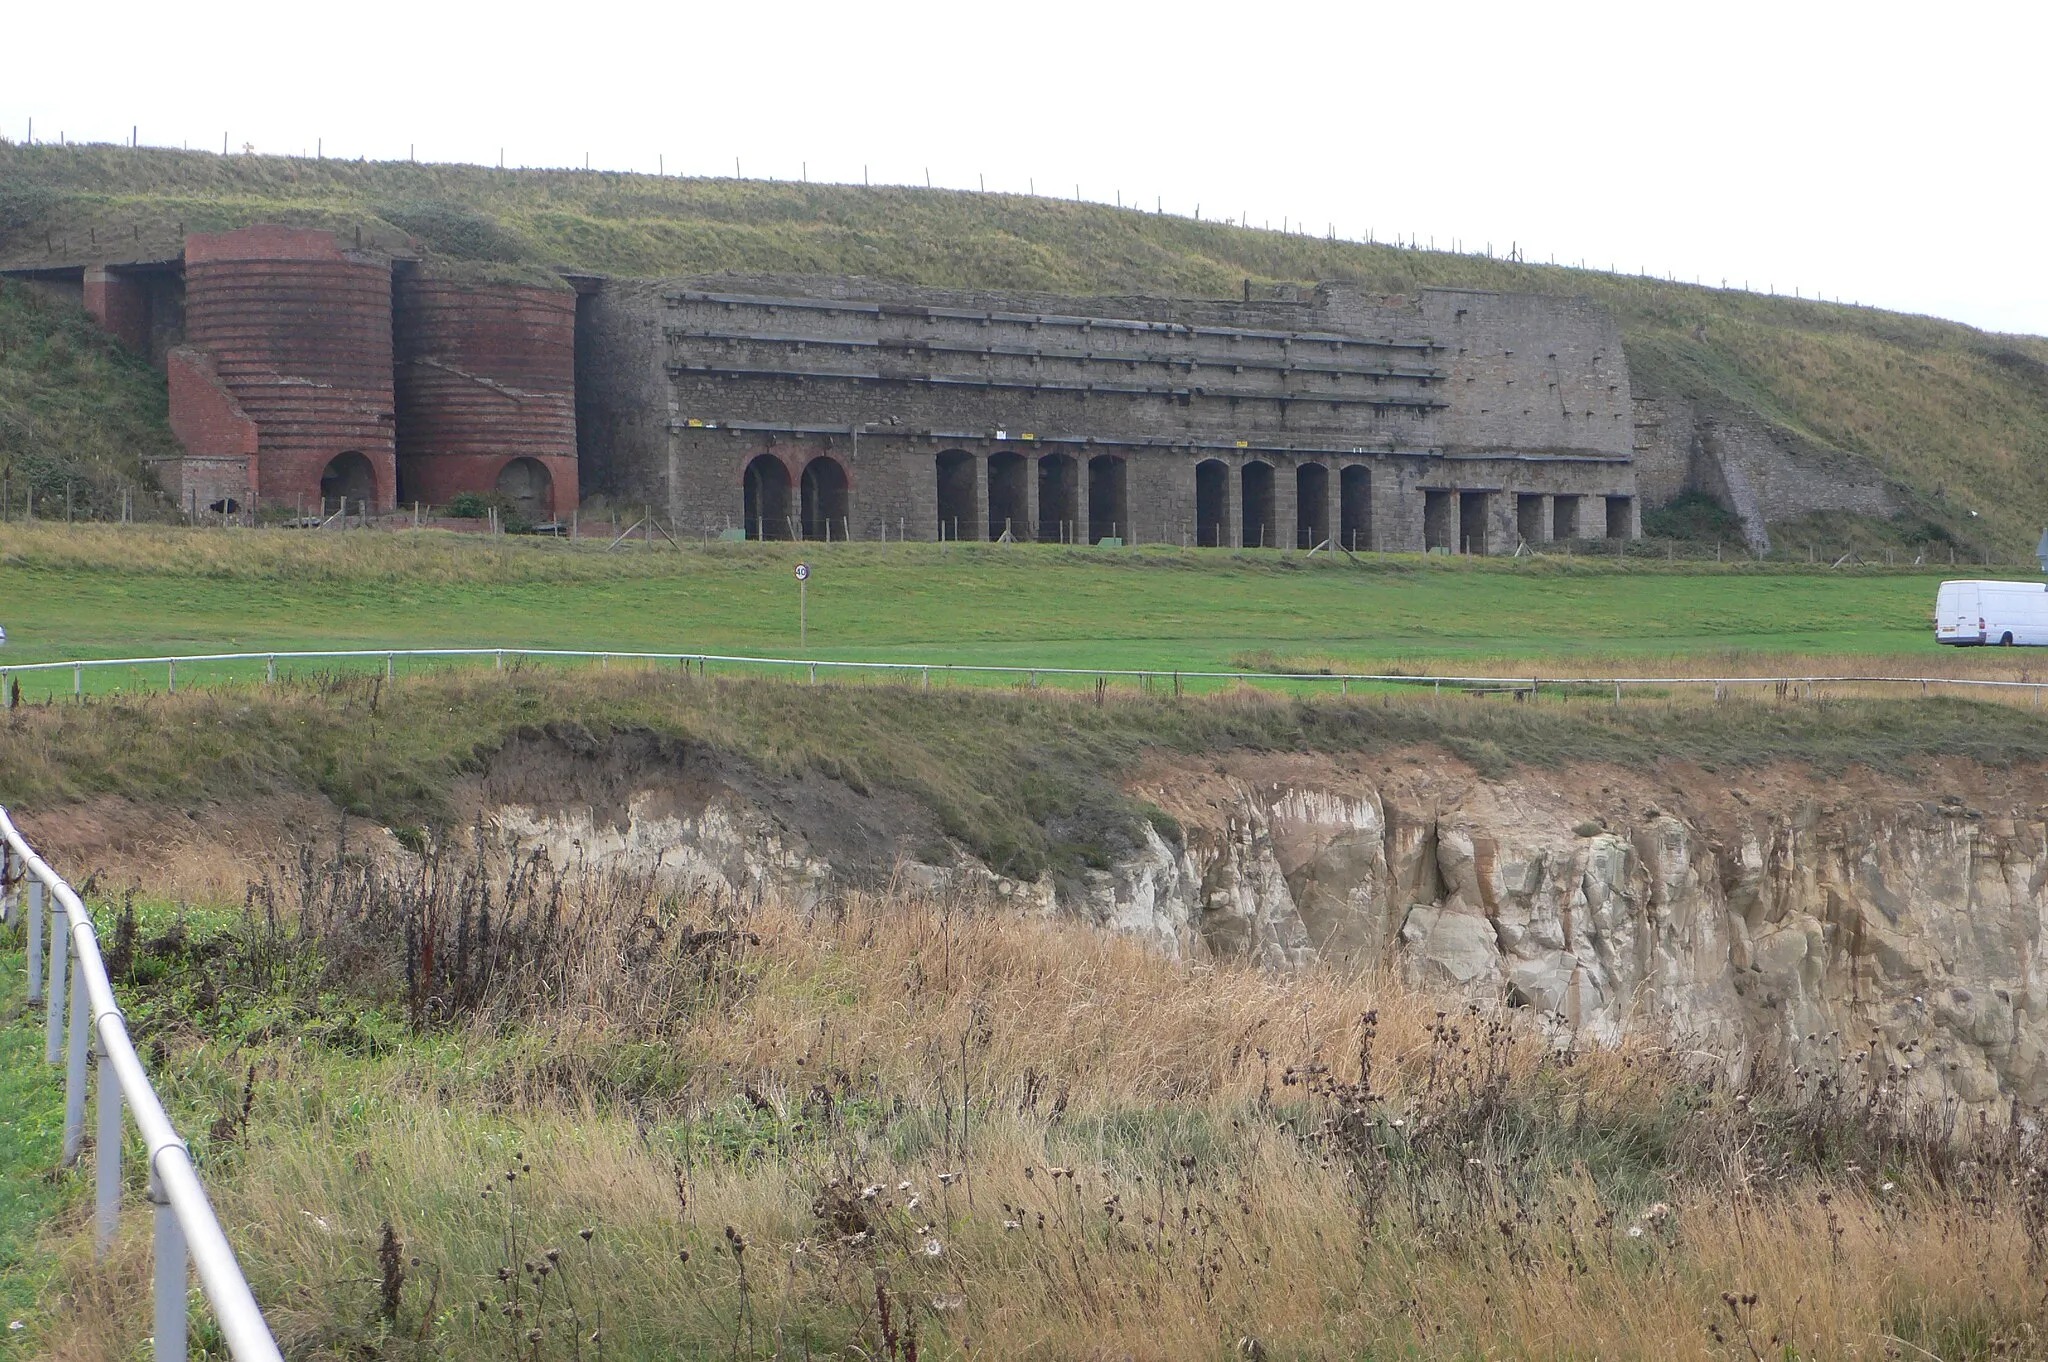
[7,0,2042,336]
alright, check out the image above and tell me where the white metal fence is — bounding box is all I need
[1,645,2047,703]
[0,809,282,1361]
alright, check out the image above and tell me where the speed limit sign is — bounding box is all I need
[794,562,811,582]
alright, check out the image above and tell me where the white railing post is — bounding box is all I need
[45,895,66,1064]
[27,879,42,1005]
[1,810,281,1361]
[63,953,88,1164]
[97,1039,122,1255]
[152,1164,189,1362]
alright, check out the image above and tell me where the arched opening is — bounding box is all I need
[319,451,377,512]
[1296,463,1329,549]
[1553,494,1581,540]
[1195,459,1230,547]
[743,455,793,540]
[936,449,976,540]
[1605,495,1633,540]
[988,451,1029,541]
[1424,488,1455,551]
[800,456,850,541]
[1240,461,1275,549]
[496,457,554,522]
[1459,490,1490,555]
[1038,454,1079,543]
[1340,465,1372,550]
[1088,455,1127,544]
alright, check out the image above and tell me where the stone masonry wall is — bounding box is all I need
[583,273,1639,551]
[1632,396,1902,553]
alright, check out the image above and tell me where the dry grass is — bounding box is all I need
[29,857,2048,1360]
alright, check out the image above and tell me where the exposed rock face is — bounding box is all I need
[464,730,2048,1114]
[1131,756,2048,1117]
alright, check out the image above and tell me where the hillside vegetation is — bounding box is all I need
[0,279,179,515]
[4,142,2047,548]
[7,841,2043,1359]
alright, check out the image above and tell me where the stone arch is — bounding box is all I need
[800,456,850,541]
[1241,461,1276,549]
[496,456,554,521]
[988,451,1029,541]
[319,450,377,512]
[1340,465,1373,550]
[1038,453,1080,543]
[1195,459,1230,547]
[1296,462,1329,549]
[743,454,793,540]
[1088,454,1127,544]
[936,449,976,540]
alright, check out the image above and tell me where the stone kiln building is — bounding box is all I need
[17,231,1641,549]
[580,275,1638,551]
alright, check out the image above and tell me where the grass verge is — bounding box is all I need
[13,857,2043,1359]
[5,669,2048,884]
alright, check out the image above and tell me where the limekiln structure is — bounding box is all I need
[23,232,1639,550]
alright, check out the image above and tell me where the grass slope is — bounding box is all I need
[10,868,2041,1359]
[0,526,1975,701]
[6,143,2047,549]
[0,281,179,517]
[6,666,2048,884]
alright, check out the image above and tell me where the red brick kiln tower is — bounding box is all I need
[169,226,396,513]
[392,274,577,519]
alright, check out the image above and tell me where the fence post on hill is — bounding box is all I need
[45,895,66,1064]
[97,1027,121,1254]
[63,953,88,1164]
[151,1165,188,1360]
[26,880,42,1006]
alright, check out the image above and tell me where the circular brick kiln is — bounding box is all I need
[393,275,578,520]
[181,226,396,512]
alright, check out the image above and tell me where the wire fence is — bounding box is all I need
[0,808,282,1361]
[3,645,2048,706]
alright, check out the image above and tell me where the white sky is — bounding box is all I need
[7,0,2043,336]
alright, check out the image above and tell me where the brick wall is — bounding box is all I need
[181,226,396,512]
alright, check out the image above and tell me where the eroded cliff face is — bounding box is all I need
[1122,753,2048,1116]
[462,731,2048,1113]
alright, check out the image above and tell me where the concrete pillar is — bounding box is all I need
[1228,459,1243,548]
[1374,468,1418,553]
[1022,452,1039,542]
[1489,493,1516,556]
[1074,454,1090,545]
[1273,463,1298,552]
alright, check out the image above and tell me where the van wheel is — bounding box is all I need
[2003,632,2016,646]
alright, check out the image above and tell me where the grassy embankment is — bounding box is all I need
[4,143,2048,551]
[9,663,2048,887]
[0,523,2000,706]
[0,280,179,517]
[4,858,2041,1359]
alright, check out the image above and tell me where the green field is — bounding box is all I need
[0,525,1971,700]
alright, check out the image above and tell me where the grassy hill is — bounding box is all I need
[0,277,180,516]
[4,142,2047,549]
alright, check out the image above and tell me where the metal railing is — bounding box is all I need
[2,645,2048,703]
[0,809,282,1362]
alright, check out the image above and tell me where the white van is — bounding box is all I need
[1935,579,2048,646]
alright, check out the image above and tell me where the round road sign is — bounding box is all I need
[794,562,811,582]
